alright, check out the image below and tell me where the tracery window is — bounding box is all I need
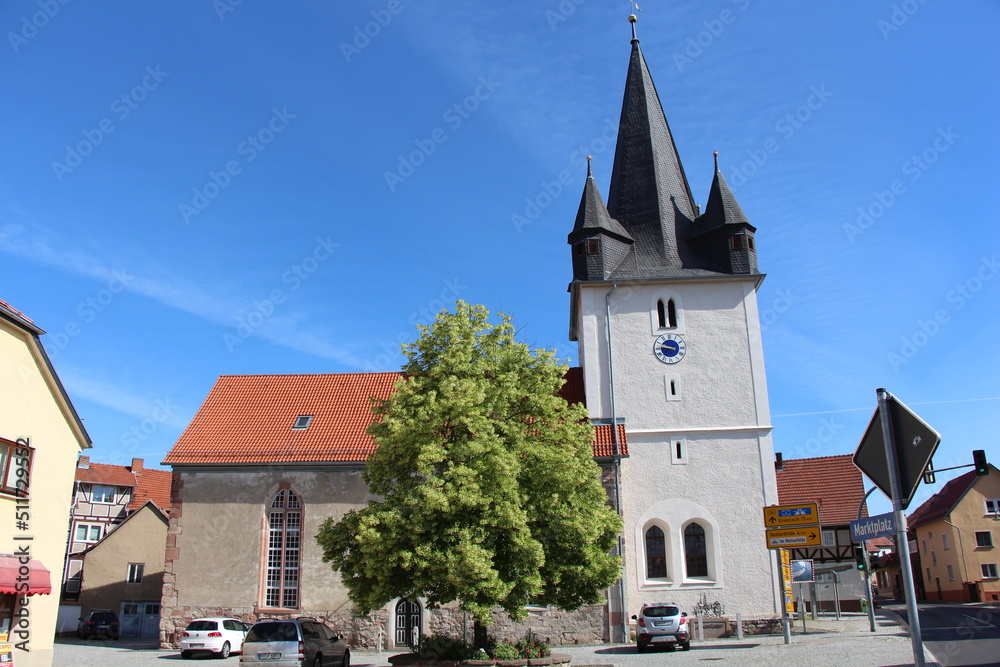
[265,488,301,608]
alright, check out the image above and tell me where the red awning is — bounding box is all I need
[0,555,51,595]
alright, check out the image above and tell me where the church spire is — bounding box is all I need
[568,156,634,281]
[605,12,699,276]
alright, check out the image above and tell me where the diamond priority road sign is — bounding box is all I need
[763,502,820,528]
[766,527,822,549]
[853,394,941,510]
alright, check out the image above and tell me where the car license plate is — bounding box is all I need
[258,653,281,660]
[190,643,203,647]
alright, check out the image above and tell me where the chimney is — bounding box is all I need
[131,458,144,473]
[774,452,783,471]
[78,456,90,469]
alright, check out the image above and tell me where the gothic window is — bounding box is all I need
[265,488,301,609]
[684,522,708,578]
[645,525,667,579]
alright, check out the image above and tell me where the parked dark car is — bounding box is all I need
[77,609,120,640]
[240,617,349,666]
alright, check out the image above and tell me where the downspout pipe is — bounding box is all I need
[605,283,627,644]
[943,520,970,591]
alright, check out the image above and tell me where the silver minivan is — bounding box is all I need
[239,618,350,667]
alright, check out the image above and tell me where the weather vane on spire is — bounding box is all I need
[629,0,642,14]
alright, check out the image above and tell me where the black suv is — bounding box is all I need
[77,609,120,640]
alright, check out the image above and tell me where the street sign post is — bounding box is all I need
[763,503,820,528]
[858,389,928,667]
[853,393,941,510]
[766,526,822,548]
[849,511,896,542]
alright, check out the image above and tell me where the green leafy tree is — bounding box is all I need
[316,301,622,623]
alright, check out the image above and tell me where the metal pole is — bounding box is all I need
[833,572,841,621]
[877,388,925,667]
[775,549,790,644]
[857,485,878,632]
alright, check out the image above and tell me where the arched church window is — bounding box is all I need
[667,299,677,328]
[684,522,708,578]
[645,525,667,578]
[264,488,301,608]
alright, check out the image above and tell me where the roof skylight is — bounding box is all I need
[292,415,313,430]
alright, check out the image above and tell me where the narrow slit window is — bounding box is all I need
[656,300,666,328]
[747,235,755,251]
[675,441,683,460]
[669,380,677,396]
[667,299,677,328]
[292,415,313,430]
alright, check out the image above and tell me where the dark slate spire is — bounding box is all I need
[569,157,633,244]
[569,157,634,281]
[690,152,759,274]
[695,152,751,231]
[604,14,700,278]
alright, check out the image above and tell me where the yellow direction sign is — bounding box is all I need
[766,526,822,549]
[763,503,820,528]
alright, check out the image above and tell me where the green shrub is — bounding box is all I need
[490,640,519,661]
[416,633,475,660]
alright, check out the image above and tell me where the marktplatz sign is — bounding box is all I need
[850,512,896,542]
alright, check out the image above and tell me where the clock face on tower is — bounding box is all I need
[654,333,686,364]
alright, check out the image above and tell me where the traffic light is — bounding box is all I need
[973,450,989,476]
[854,546,867,572]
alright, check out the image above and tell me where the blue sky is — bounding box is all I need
[2,1,997,517]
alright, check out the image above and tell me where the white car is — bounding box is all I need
[180,617,250,659]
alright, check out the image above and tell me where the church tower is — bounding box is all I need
[568,15,780,638]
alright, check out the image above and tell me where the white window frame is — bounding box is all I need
[126,562,144,584]
[985,499,1000,515]
[975,531,994,548]
[91,484,117,504]
[931,551,937,566]
[649,290,685,335]
[981,563,998,579]
[943,533,950,550]
[670,438,688,465]
[663,375,681,402]
[75,523,102,543]
[947,564,955,581]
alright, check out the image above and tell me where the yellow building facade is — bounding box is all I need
[0,302,91,667]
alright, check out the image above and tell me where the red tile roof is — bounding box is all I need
[164,370,627,466]
[129,468,173,513]
[907,469,979,528]
[775,454,868,525]
[77,462,137,487]
[0,299,34,324]
[76,460,173,513]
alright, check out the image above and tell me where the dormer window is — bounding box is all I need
[731,233,755,252]
[92,484,116,503]
[292,415,313,430]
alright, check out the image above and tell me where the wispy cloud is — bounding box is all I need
[0,222,367,367]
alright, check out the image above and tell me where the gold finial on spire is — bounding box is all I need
[628,0,640,38]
